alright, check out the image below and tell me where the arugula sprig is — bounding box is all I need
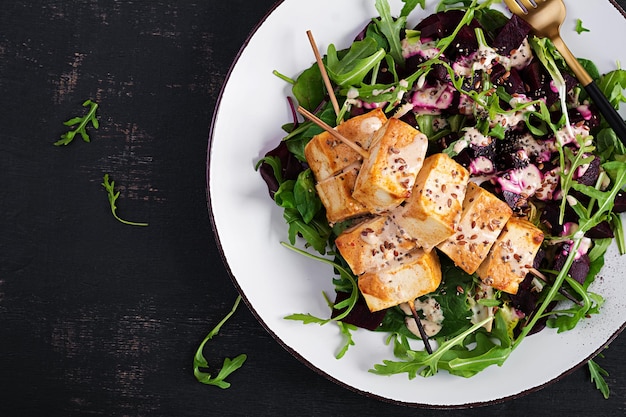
[194,296,247,389]
[282,243,359,359]
[101,174,149,227]
[588,355,610,399]
[54,99,100,146]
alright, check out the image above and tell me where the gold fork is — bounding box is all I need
[504,0,626,144]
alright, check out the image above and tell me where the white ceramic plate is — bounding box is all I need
[208,0,626,408]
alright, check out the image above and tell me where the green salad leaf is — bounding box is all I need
[55,99,99,146]
[194,296,247,389]
[101,174,149,227]
[327,38,386,86]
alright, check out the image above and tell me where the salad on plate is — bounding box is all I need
[256,0,626,381]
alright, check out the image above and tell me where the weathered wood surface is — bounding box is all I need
[1,1,626,416]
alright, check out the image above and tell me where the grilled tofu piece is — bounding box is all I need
[315,163,369,224]
[304,108,387,181]
[476,217,544,294]
[437,182,513,274]
[335,215,416,276]
[358,248,441,312]
[391,153,469,251]
[352,118,428,213]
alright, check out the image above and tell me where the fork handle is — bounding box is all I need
[552,36,626,145]
[585,81,626,146]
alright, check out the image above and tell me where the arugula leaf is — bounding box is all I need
[598,68,626,109]
[55,99,100,146]
[370,316,495,378]
[336,321,358,359]
[194,296,247,389]
[374,0,407,67]
[547,276,604,333]
[611,213,626,255]
[400,0,426,17]
[591,368,611,399]
[588,355,610,399]
[282,243,360,358]
[575,19,590,35]
[101,174,149,227]
[326,38,386,86]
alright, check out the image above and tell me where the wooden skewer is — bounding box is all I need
[306,30,340,117]
[407,300,433,355]
[297,106,370,159]
[529,267,583,307]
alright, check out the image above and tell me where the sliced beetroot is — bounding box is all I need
[615,191,626,213]
[587,221,615,239]
[520,61,578,107]
[259,140,306,198]
[414,10,481,59]
[569,104,601,130]
[508,274,538,316]
[414,10,465,39]
[492,14,532,55]
[553,242,591,285]
[502,189,526,209]
[540,202,577,236]
[574,156,600,186]
[331,291,387,331]
[470,138,497,159]
[490,64,526,95]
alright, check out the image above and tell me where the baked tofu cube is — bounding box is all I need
[352,118,428,213]
[436,182,513,274]
[391,153,469,251]
[476,217,544,294]
[335,215,416,276]
[358,248,442,312]
[315,163,369,224]
[304,108,387,181]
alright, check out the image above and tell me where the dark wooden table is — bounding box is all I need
[2,1,626,415]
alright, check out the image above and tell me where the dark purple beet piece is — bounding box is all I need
[414,10,481,59]
[553,242,591,285]
[491,64,526,95]
[587,221,615,239]
[331,292,387,331]
[614,191,626,213]
[574,156,600,186]
[492,14,532,54]
[521,61,578,107]
[259,140,306,198]
[569,104,601,130]
[540,202,577,236]
[508,274,538,316]
[502,189,526,209]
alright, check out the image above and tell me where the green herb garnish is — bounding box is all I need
[54,99,99,146]
[588,355,610,399]
[101,174,149,227]
[575,19,590,35]
[193,296,247,389]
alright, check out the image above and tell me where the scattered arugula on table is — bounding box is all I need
[101,174,149,227]
[588,354,610,399]
[194,296,247,389]
[54,99,100,146]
